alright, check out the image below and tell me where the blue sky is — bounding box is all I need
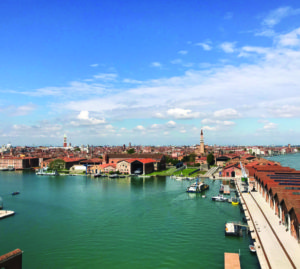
[1,0,300,146]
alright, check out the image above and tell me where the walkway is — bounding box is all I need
[236,179,300,269]
[204,166,219,177]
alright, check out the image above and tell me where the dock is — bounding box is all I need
[223,185,230,194]
[0,210,15,219]
[235,178,300,269]
[224,253,241,269]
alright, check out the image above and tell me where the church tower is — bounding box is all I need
[63,134,67,148]
[200,129,204,155]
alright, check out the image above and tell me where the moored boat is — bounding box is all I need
[11,191,20,195]
[109,174,119,178]
[36,169,59,176]
[186,179,209,193]
[249,245,256,253]
[219,184,224,193]
[212,194,228,202]
[225,222,242,236]
[231,197,239,205]
[0,168,8,171]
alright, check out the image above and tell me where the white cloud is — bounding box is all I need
[203,126,217,131]
[154,112,164,118]
[12,81,106,97]
[93,73,118,81]
[220,42,236,53]
[166,108,200,119]
[269,105,300,118]
[11,122,63,138]
[262,6,300,28]
[151,124,160,129]
[90,63,99,67]
[264,122,278,130]
[105,124,115,131]
[72,111,106,126]
[201,119,235,126]
[196,42,212,51]
[9,25,300,145]
[213,108,240,120]
[135,125,145,131]
[1,104,37,116]
[255,29,275,37]
[223,121,235,126]
[240,46,269,55]
[123,78,142,84]
[151,62,162,68]
[180,129,186,133]
[166,121,176,128]
[277,28,300,47]
[77,111,90,120]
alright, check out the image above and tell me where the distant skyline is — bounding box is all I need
[1,0,300,146]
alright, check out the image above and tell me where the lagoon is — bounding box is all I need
[0,172,259,269]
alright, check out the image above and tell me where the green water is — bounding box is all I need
[0,172,259,269]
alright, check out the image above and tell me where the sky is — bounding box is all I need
[1,0,300,146]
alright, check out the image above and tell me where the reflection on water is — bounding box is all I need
[131,176,166,190]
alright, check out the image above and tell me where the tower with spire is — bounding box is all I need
[200,129,204,155]
[63,134,67,148]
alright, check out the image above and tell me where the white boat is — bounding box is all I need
[249,245,256,252]
[109,174,119,178]
[186,179,209,193]
[0,168,8,171]
[7,165,15,171]
[211,194,228,202]
[36,169,59,176]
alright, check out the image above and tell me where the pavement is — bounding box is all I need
[236,179,300,269]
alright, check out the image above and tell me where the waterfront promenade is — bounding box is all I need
[236,179,300,269]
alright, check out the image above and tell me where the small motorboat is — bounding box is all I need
[109,174,119,178]
[231,197,239,205]
[212,194,228,202]
[219,184,224,193]
[249,245,256,253]
[186,179,209,193]
[231,198,239,205]
[12,191,20,195]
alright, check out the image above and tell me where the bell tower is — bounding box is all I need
[200,129,204,155]
[63,134,67,148]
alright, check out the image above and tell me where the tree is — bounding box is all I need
[49,159,66,171]
[127,148,135,154]
[207,153,215,166]
[189,153,196,165]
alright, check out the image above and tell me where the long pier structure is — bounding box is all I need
[235,178,300,269]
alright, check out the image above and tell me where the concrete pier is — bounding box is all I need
[236,178,300,269]
[0,210,15,219]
